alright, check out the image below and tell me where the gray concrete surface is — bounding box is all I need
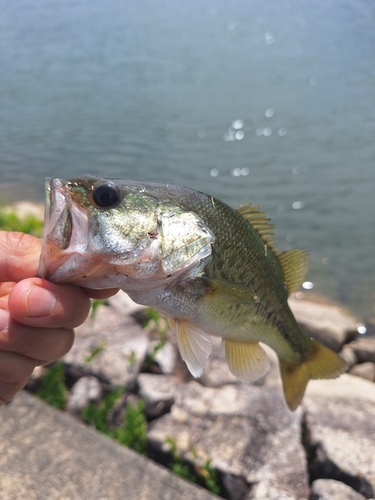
[0,391,219,500]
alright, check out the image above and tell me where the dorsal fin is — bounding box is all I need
[236,203,309,296]
[277,249,309,295]
[236,202,277,252]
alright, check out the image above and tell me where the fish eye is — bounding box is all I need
[92,182,121,208]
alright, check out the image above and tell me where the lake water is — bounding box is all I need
[1,0,375,329]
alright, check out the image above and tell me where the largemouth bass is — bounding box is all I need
[38,176,346,410]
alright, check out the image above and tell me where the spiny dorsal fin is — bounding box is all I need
[236,203,309,295]
[236,202,277,252]
[277,249,309,295]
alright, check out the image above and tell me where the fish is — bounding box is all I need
[38,175,346,410]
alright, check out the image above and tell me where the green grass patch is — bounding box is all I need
[166,437,222,495]
[0,208,43,237]
[35,362,68,410]
[81,387,148,455]
[81,386,124,433]
[114,399,148,455]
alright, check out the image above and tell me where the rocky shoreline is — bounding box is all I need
[26,291,375,500]
[4,200,375,498]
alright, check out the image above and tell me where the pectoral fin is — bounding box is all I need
[224,339,270,382]
[202,278,260,305]
[169,319,212,378]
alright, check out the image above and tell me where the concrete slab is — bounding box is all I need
[0,391,219,500]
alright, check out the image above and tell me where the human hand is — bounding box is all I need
[0,231,118,405]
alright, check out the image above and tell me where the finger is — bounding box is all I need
[0,350,37,405]
[0,232,41,282]
[0,318,75,364]
[8,278,91,329]
[0,282,14,300]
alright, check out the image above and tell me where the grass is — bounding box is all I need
[81,386,125,434]
[81,387,148,455]
[114,399,148,455]
[83,341,107,365]
[0,207,43,237]
[166,437,222,495]
[35,362,68,410]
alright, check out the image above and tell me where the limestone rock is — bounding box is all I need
[11,201,45,219]
[304,397,375,498]
[199,337,239,387]
[146,341,176,375]
[0,391,218,500]
[148,382,309,500]
[107,290,146,317]
[351,338,375,364]
[310,479,366,500]
[64,302,149,388]
[288,297,358,352]
[138,374,178,419]
[349,362,375,382]
[339,344,358,370]
[246,481,309,500]
[304,373,375,405]
[67,376,102,413]
[25,365,47,393]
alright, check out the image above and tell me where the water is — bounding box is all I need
[1,0,375,327]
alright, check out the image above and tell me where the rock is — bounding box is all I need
[304,373,375,405]
[25,365,47,393]
[310,479,366,500]
[67,376,102,413]
[64,303,149,388]
[86,343,147,388]
[11,201,45,219]
[199,337,239,387]
[0,391,218,500]
[339,344,358,370]
[288,297,359,352]
[246,481,309,500]
[107,290,146,317]
[304,396,375,498]
[351,338,375,364]
[148,382,309,500]
[349,362,375,382]
[366,318,375,336]
[138,374,178,419]
[146,341,176,375]
[222,474,249,500]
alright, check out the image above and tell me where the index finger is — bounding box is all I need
[0,232,41,282]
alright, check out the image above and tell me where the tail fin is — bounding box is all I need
[279,340,347,411]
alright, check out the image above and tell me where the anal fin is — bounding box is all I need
[224,340,270,383]
[169,319,212,378]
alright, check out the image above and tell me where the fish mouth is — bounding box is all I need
[37,178,74,279]
[44,178,73,249]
